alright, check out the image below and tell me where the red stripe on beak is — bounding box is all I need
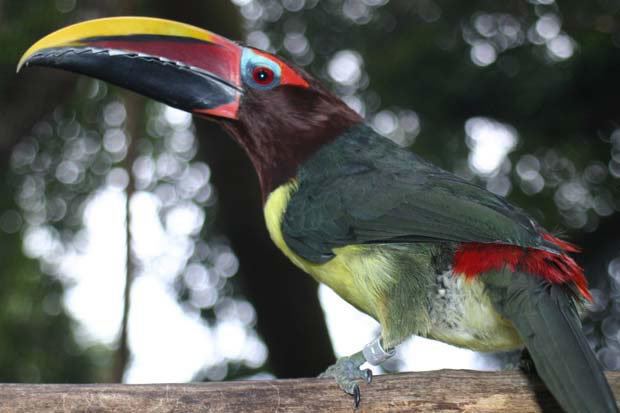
[84,37,242,89]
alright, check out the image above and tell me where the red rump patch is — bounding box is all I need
[542,232,581,253]
[453,234,591,301]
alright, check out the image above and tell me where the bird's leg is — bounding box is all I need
[319,336,395,407]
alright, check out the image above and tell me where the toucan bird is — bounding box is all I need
[19,17,618,412]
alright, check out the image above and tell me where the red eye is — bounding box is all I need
[252,66,275,85]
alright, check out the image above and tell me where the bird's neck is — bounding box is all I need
[222,122,351,198]
[221,92,362,199]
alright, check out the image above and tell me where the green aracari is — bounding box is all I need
[19,17,618,412]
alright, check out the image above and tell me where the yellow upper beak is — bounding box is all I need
[18,16,234,72]
[18,16,244,119]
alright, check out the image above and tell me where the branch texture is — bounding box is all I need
[0,370,618,412]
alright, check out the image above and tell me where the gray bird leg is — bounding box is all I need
[319,336,395,407]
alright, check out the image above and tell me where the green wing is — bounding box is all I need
[282,125,550,263]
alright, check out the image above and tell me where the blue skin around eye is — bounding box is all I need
[241,48,281,90]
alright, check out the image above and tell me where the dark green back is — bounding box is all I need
[283,124,554,263]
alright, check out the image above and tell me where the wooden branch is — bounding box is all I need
[0,370,618,412]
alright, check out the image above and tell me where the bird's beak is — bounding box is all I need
[18,16,243,119]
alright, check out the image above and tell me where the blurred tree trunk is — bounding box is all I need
[111,92,145,383]
[143,2,335,378]
[3,0,333,380]
[197,120,335,378]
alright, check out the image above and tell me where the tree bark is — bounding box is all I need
[146,0,336,379]
[195,121,335,378]
[0,370,618,412]
[111,92,145,383]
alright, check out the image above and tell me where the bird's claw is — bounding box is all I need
[353,384,361,407]
[364,368,372,384]
[319,354,372,407]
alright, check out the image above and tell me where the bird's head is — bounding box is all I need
[19,16,362,196]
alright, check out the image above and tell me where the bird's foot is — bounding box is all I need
[319,352,372,408]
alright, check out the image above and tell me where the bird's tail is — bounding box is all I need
[484,270,618,413]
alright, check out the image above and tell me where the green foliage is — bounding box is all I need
[247,0,620,369]
[0,192,102,382]
[253,0,620,233]
[1,0,619,382]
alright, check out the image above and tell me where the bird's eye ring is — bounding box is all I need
[252,66,275,86]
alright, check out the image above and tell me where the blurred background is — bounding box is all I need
[0,0,619,383]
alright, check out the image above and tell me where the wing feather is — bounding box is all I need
[282,125,550,263]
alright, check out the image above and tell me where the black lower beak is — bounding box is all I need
[19,17,245,119]
[26,46,241,116]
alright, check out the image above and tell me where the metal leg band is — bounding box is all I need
[362,336,395,366]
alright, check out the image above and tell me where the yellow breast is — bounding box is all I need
[263,181,522,352]
[263,181,388,319]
